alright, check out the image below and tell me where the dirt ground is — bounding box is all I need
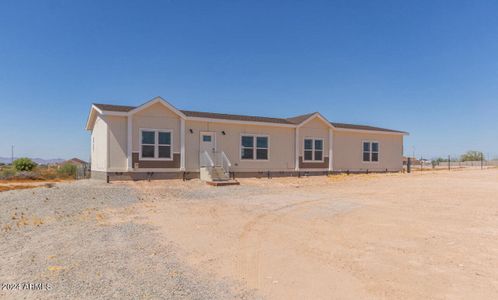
[0,179,68,192]
[120,169,498,300]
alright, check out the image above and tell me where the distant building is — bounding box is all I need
[64,158,88,166]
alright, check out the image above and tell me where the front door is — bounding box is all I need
[200,132,216,166]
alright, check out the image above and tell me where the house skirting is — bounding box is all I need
[91,169,401,181]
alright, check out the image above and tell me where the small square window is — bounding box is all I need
[142,145,155,158]
[363,152,370,162]
[304,150,313,161]
[159,132,171,145]
[142,131,155,144]
[256,137,268,148]
[304,139,313,150]
[256,149,268,160]
[242,136,254,147]
[371,152,379,162]
[158,145,171,158]
[241,148,253,159]
[202,135,212,142]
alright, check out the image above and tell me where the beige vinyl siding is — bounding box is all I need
[90,115,108,171]
[89,100,406,174]
[332,131,403,171]
[131,102,181,154]
[107,115,128,171]
[185,121,296,172]
[298,117,330,162]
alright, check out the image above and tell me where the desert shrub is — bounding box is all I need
[460,151,484,162]
[13,158,37,171]
[0,167,16,179]
[57,163,77,178]
[14,171,41,180]
[35,167,58,180]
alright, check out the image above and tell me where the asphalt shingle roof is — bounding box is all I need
[92,103,406,133]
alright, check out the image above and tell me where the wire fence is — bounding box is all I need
[405,160,498,172]
[75,164,91,179]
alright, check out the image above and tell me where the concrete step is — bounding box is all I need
[206,180,240,186]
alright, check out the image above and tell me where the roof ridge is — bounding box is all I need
[179,109,289,120]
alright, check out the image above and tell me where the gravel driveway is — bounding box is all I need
[0,180,253,299]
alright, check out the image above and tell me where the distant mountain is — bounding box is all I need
[0,157,65,165]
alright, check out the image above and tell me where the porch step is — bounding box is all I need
[200,166,231,182]
[210,166,230,181]
[206,180,240,186]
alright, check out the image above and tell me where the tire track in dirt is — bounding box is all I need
[236,197,331,292]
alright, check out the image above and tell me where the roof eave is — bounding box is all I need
[333,127,409,135]
[85,105,103,131]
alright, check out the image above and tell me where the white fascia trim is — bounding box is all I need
[85,105,103,131]
[185,116,296,128]
[334,128,408,136]
[128,96,187,119]
[297,113,335,129]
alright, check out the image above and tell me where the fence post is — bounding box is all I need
[407,158,411,173]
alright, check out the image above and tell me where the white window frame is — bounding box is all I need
[362,140,379,163]
[139,128,173,161]
[240,134,270,161]
[303,137,325,162]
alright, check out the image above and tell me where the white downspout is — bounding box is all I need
[180,118,186,171]
[295,127,300,171]
[328,128,333,172]
[127,115,132,171]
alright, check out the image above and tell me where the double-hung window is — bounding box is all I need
[303,138,324,162]
[140,129,172,160]
[241,135,269,160]
[363,141,379,162]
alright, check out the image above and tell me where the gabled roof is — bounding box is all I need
[93,103,135,112]
[87,98,407,134]
[285,112,318,124]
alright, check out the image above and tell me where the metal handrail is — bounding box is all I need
[200,150,214,167]
[221,151,231,167]
[221,151,231,175]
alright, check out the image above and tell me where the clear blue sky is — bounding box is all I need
[1,0,497,160]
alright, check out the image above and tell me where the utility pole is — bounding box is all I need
[448,155,451,171]
[481,152,484,170]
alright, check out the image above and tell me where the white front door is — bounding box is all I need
[200,132,216,166]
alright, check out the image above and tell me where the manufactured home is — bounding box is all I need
[85,97,408,182]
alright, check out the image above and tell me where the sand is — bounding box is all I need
[119,168,498,299]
